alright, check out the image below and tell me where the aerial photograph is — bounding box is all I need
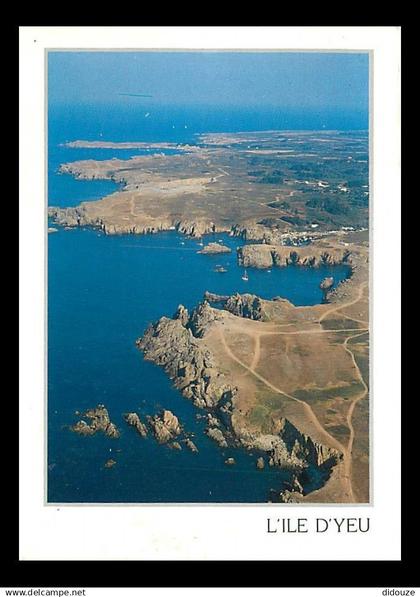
[47,51,369,504]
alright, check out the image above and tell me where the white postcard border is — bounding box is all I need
[19,26,401,560]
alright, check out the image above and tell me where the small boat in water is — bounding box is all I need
[242,269,249,281]
[214,265,228,273]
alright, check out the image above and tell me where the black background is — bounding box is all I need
[9,19,411,589]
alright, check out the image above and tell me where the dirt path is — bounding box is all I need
[217,318,370,503]
[340,312,369,326]
[213,278,369,502]
[218,329,346,456]
[319,281,368,323]
[259,327,368,336]
[250,334,261,370]
[342,331,369,500]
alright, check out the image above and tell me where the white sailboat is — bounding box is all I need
[241,269,249,281]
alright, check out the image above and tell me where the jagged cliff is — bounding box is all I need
[48,205,227,238]
[237,244,352,269]
[136,300,341,494]
[137,303,235,408]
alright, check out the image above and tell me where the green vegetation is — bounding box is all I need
[321,319,364,331]
[294,381,365,403]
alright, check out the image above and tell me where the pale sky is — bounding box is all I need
[48,51,369,114]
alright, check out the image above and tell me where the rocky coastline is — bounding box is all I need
[136,299,342,497]
[48,204,231,238]
[237,244,352,269]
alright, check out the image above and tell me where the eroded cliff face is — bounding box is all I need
[137,303,235,409]
[48,205,226,238]
[224,294,267,321]
[237,244,352,269]
[233,416,340,473]
[206,291,297,322]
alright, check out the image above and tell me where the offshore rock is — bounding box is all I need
[206,427,228,448]
[162,410,181,435]
[169,441,182,451]
[185,438,199,453]
[198,242,231,254]
[124,412,148,437]
[148,410,181,443]
[71,405,120,439]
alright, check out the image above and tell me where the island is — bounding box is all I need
[197,242,232,254]
[52,130,369,503]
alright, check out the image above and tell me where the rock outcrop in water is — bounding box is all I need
[198,242,231,254]
[148,410,182,443]
[185,438,199,453]
[256,457,265,469]
[124,412,148,437]
[71,405,120,438]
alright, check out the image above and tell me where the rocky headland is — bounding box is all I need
[136,298,349,498]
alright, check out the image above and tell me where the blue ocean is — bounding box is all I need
[48,104,352,503]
